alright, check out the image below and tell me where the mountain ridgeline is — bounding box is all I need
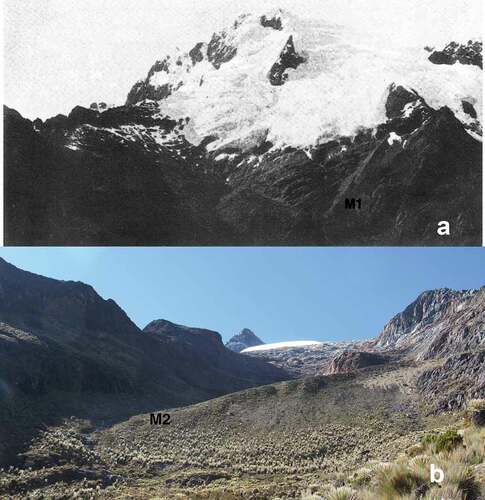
[0,258,288,465]
[4,9,483,245]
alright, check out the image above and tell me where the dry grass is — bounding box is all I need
[1,379,482,499]
[300,425,484,500]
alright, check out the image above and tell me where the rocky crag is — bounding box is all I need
[225,328,265,352]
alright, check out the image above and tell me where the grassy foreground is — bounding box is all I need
[0,385,483,499]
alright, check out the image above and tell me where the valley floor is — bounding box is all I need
[3,363,483,499]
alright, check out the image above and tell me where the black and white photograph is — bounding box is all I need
[3,0,483,245]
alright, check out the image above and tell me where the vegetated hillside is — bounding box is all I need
[0,358,464,499]
[4,9,482,245]
[98,366,427,475]
[0,258,288,465]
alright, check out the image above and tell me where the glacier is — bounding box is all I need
[128,8,482,153]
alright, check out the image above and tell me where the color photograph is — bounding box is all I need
[0,248,483,498]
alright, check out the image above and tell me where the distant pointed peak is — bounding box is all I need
[225,328,265,352]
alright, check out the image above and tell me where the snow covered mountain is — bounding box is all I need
[4,8,483,245]
[126,8,482,152]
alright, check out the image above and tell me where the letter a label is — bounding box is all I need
[437,221,450,236]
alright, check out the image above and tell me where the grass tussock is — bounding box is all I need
[302,422,484,500]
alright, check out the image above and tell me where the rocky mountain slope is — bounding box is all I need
[374,287,484,359]
[4,9,482,245]
[0,258,288,464]
[225,328,265,352]
[327,350,390,374]
[243,287,484,401]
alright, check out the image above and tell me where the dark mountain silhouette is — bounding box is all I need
[0,258,288,464]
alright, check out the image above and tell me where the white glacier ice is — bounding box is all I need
[242,340,324,352]
[136,9,482,152]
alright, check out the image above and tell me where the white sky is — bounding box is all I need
[4,0,483,120]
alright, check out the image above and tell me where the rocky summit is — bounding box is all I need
[225,328,265,352]
[4,8,482,245]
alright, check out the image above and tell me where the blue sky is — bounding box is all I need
[0,248,483,343]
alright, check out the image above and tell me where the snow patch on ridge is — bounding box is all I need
[242,340,323,352]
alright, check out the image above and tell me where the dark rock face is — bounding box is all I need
[462,100,477,118]
[90,102,108,112]
[385,84,423,119]
[207,31,237,69]
[4,104,234,245]
[0,258,289,465]
[260,14,283,30]
[126,57,181,105]
[428,40,482,69]
[219,85,481,245]
[67,106,98,127]
[32,118,43,131]
[0,257,286,398]
[369,285,485,412]
[126,79,174,106]
[125,27,237,105]
[318,102,481,245]
[225,328,265,352]
[189,42,206,65]
[328,351,389,374]
[417,351,485,411]
[376,289,466,348]
[144,319,224,354]
[268,36,306,85]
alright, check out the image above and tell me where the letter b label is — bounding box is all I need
[430,463,444,484]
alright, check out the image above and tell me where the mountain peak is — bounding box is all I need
[225,328,264,352]
[0,257,139,338]
[144,319,223,346]
[124,9,481,154]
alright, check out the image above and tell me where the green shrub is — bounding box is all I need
[421,430,463,453]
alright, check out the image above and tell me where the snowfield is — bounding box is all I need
[138,8,482,153]
[242,340,324,352]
